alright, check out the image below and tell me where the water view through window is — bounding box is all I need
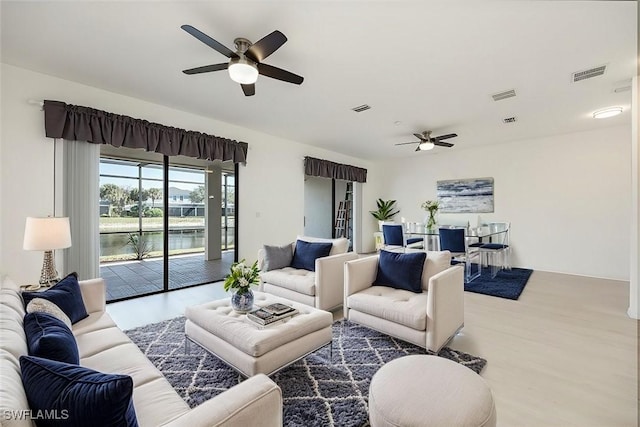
[99,157,235,301]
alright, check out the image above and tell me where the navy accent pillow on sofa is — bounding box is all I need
[20,355,138,427]
[290,240,333,271]
[374,250,427,293]
[24,312,79,364]
[22,272,88,324]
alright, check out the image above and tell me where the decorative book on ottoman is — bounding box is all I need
[247,304,298,326]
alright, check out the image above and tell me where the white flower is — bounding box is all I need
[238,277,249,287]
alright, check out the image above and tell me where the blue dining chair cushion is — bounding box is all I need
[406,237,423,245]
[22,272,88,324]
[374,250,426,293]
[438,228,466,253]
[382,224,404,246]
[481,243,509,250]
[468,242,484,247]
[24,312,79,365]
[290,240,333,271]
[20,355,139,427]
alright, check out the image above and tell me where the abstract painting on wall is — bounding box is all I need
[437,177,494,213]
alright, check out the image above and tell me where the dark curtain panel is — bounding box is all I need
[304,156,367,183]
[43,100,248,163]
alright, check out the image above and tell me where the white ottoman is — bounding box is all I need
[369,355,496,427]
[185,291,333,377]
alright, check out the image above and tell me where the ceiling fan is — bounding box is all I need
[181,25,304,96]
[395,131,457,151]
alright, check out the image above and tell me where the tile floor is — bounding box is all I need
[100,251,234,301]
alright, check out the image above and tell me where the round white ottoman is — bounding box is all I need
[369,355,496,427]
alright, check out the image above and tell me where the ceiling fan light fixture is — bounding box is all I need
[418,142,435,151]
[228,58,258,84]
[593,107,623,119]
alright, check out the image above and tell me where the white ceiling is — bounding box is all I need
[1,1,637,160]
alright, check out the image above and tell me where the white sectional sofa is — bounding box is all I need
[0,276,283,427]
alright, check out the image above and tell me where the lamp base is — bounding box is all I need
[39,250,60,286]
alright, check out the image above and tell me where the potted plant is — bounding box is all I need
[224,259,260,313]
[370,199,400,231]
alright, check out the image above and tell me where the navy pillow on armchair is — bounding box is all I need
[374,250,426,293]
[20,355,138,427]
[290,240,333,271]
[22,272,88,324]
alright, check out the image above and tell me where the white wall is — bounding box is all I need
[0,64,379,284]
[376,126,632,280]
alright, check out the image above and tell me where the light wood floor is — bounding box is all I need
[107,270,638,427]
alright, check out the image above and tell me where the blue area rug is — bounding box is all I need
[125,318,487,427]
[465,267,533,300]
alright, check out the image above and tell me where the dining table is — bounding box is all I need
[406,223,509,251]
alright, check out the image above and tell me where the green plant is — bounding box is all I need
[369,199,400,221]
[126,233,152,260]
[147,208,163,217]
[223,259,260,295]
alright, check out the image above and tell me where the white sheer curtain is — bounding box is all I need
[63,139,100,280]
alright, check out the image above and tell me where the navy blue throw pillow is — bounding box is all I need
[290,240,333,271]
[20,355,138,427]
[24,312,79,365]
[22,272,88,324]
[374,250,427,293]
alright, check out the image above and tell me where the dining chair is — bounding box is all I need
[382,224,423,251]
[438,227,481,282]
[478,222,511,278]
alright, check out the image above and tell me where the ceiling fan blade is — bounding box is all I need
[257,63,304,85]
[181,25,238,59]
[395,141,420,146]
[241,83,255,96]
[434,141,454,147]
[182,63,229,74]
[435,133,458,140]
[413,133,427,141]
[245,30,287,63]
[415,145,421,152]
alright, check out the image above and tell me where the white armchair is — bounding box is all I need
[258,236,359,311]
[344,250,464,352]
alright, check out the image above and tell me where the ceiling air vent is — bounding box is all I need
[502,116,517,124]
[492,89,516,101]
[572,65,606,82]
[351,104,371,113]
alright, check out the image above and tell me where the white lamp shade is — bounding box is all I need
[23,217,72,251]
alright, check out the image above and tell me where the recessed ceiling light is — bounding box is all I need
[593,107,623,119]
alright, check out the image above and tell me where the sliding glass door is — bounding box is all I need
[99,157,166,301]
[99,148,237,302]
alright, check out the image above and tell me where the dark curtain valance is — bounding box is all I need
[43,100,248,163]
[304,156,367,183]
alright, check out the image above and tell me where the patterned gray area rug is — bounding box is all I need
[125,317,487,427]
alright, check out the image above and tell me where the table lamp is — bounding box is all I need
[23,217,72,286]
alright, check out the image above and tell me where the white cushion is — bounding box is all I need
[26,298,72,330]
[422,251,452,290]
[347,286,428,330]
[260,268,316,296]
[296,235,349,255]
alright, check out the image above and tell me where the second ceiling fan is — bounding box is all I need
[181,25,304,96]
[395,131,458,151]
